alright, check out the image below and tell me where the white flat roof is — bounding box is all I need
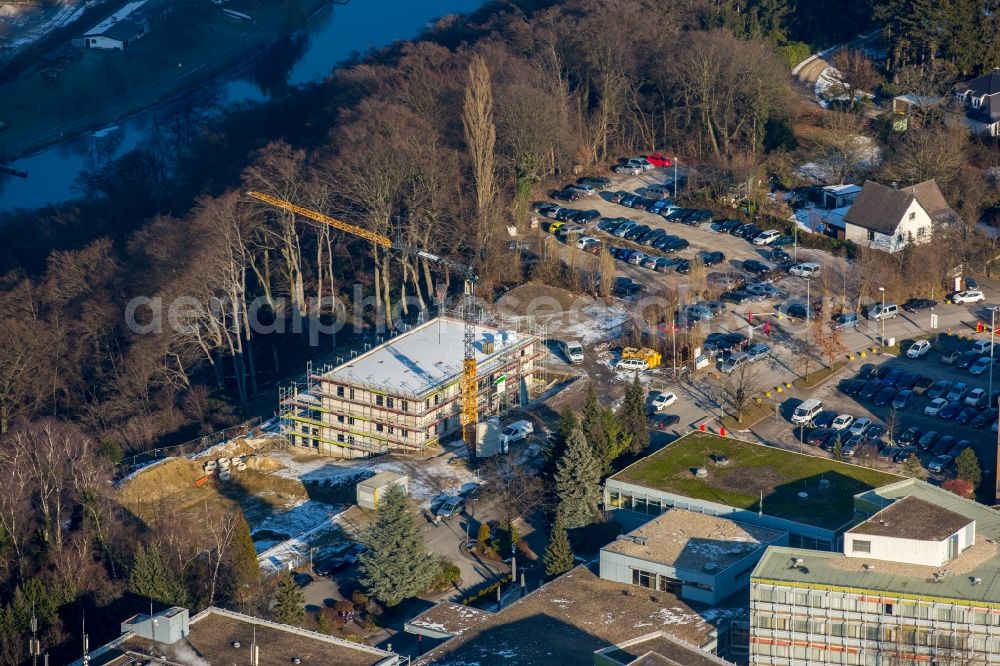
[822,183,861,195]
[321,317,530,396]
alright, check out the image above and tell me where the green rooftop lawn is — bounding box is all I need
[613,433,901,530]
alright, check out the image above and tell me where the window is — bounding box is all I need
[337,415,344,423]
[917,226,926,238]
[375,394,384,407]
[884,603,894,616]
[632,569,653,588]
[336,434,345,442]
[386,397,394,409]
[852,539,871,554]
[376,423,383,433]
[336,386,344,397]
[401,429,408,438]
[402,400,409,412]
[349,388,355,400]
[909,211,915,220]
[388,426,394,435]
[348,417,355,425]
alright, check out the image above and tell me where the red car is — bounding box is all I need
[645,153,673,167]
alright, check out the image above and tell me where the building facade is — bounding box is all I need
[750,481,1000,665]
[280,317,539,458]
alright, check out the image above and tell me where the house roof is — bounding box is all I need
[843,180,956,234]
[847,496,972,541]
[413,566,740,666]
[962,68,1000,98]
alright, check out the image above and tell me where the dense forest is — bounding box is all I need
[1,0,1000,661]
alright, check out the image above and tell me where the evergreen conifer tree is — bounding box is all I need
[555,427,601,529]
[620,375,650,454]
[223,510,260,603]
[543,513,575,578]
[358,484,436,606]
[902,454,926,479]
[272,570,305,625]
[128,543,189,607]
[956,448,982,488]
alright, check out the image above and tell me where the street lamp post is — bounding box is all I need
[805,278,811,342]
[879,287,886,346]
[793,225,798,262]
[673,158,678,199]
[990,307,997,403]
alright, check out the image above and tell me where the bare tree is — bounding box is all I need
[829,49,880,100]
[463,54,499,255]
[721,363,762,424]
[480,455,544,528]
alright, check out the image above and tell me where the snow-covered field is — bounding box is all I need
[0,0,93,58]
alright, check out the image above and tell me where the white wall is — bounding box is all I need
[844,198,933,253]
[844,523,973,567]
[84,35,125,50]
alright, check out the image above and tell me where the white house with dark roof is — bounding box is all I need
[956,68,1000,136]
[842,179,956,253]
[79,0,151,50]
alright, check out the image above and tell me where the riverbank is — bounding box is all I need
[0,0,330,162]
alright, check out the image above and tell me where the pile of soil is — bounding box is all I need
[495,282,590,317]
[118,457,205,508]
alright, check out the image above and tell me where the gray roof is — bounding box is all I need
[843,180,955,233]
[962,68,1000,98]
[752,480,1000,606]
[847,496,971,541]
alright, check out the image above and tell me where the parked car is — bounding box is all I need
[565,183,596,196]
[940,350,961,365]
[906,340,932,358]
[752,229,781,246]
[812,411,838,428]
[839,379,866,396]
[896,372,920,390]
[972,408,998,428]
[955,406,979,425]
[858,363,878,380]
[897,426,921,445]
[966,387,988,407]
[612,164,642,175]
[770,248,793,264]
[893,446,918,464]
[970,357,993,376]
[912,376,935,395]
[745,343,771,363]
[939,400,963,420]
[927,455,952,473]
[927,380,951,399]
[644,153,673,167]
[720,291,751,305]
[952,290,985,304]
[831,413,854,430]
[849,417,873,437]
[577,176,611,189]
[649,413,681,430]
[946,382,969,401]
[956,351,980,369]
[436,497,465,518]
[931,435,956,456]
[916,430,938,450]
[873,386,898,407]
[903,298,937,313]
[742,260,772,276]
[650,391,677,411]
[788,262,821,278]
[892,389,913,410]
[697,250,725,266]
[859,380,883,401]
[925,398,949,416]
[833,313,859,330]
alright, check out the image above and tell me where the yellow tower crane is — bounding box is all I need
[246,191,481,453]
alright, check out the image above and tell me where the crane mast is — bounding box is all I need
[246,191,481,453]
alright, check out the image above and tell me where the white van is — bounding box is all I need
[788,262,821,277]
[791,398,823,425]
[752,230,781,246]
[618,358,649,371]
[645,184,673,200]
[973,339,995,355]
[499,420,534,448]
[867,303,899,320]
[560,340,584,363]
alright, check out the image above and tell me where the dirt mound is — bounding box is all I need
[118,457,206,508]
[495,282,592,317]
[245,454,283,472]
[193,435,274,462]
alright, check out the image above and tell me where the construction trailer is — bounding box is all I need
[356,472,408,509]
[279,316,544,458]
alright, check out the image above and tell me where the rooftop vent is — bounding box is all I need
[704,562,718,572]
[797,491,809,501]
[616,534,649,546]
[971,577,983,585]
[788,557,804,569]
[818,478,831,489]
[695,467,708,479]
[233,641,241,648]
[863,564,875,572]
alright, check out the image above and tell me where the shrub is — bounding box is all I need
[781,41,813,69]
[942,478,975,499]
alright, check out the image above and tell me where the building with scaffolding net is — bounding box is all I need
[279,316,543,457]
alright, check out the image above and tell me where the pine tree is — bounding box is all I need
[902,454,926,479]
[555,427,601,529]
[600,408,632,473]
[581,385,608,459]
[272,570,305,625]
[620,375,650,454]
[544,409,578,478]
[543,513,575,578]
[128,543,189,607]
[831,434,844,462]
[358,484,436,606]
[223,510,260,603]
[476,522,491,552]
[956,448,982,488]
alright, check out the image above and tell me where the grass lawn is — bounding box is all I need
[612,433,901,529]
[0,0,318,157]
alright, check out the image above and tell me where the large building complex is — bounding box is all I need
[750,478,1000,665]
[280,317,540,457]
[605,433,900,551]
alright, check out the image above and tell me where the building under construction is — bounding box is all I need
[279,316,542,458]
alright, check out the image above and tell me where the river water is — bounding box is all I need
[0,0,482,212]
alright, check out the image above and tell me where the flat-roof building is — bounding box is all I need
[74,606,399,666]
[280,317,540,457]
[750,479,1000,665]
[407,565,742,665]
[601,509,788,606]
[605,433,900,552]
